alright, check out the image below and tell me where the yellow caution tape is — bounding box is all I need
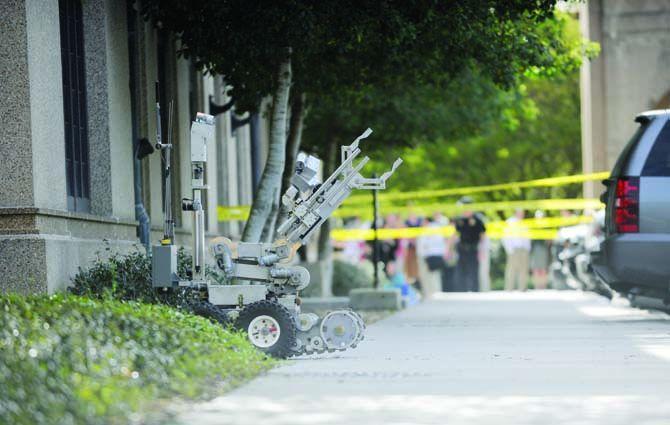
[331,225,561,241]
[331,226,454,241]
[217,205,250,221]
[330,215,596,242]
[488,215,594,229]
[218,198,604,222]
[334,198,604,219]
[343,171,610,206]
[217,171,609,222]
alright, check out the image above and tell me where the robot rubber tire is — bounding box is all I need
[235,300,297,359]
[189,300,230,325]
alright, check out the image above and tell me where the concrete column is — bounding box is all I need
[579,0,607,198]
[141,23,162,233]
[82,0,113,216]
[236,124,253,206]
[0,0,67,210]
[27,0,68,211]
[213,76,240,237]
[81,0,134,220]
[0,0,64,293]
[201,74,220,234]
[580,0,670,196]
[176,53,192,235]
[213,77,227,234]
[0,0,35,208]
[105,1,135,221]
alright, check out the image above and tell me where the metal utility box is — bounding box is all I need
[190,118,214,162]
[152,245,178,287]
[208,284,268,306]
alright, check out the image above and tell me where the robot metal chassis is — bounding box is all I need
[152,113,401,358]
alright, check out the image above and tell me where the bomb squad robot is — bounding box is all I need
[151,111,401,358]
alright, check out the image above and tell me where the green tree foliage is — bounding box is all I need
[140,1,578,241]
[303,11,594,154]
[364,71,582,201]
[141,1,562,112]
[311,13,595,211]
[302,67,512,160]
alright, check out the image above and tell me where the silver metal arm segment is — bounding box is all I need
[353,158,403,190]
[276,128,403,246]
[212,128,401,293]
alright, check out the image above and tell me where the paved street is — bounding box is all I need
[178,291,670,425]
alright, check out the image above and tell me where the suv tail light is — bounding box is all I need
[614,176,639,233]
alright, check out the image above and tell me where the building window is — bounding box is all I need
[59,0,90,212]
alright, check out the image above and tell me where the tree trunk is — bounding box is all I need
[260,194,279,242]
[276,91,307,227]
[242,53,292,242]
[316,139,338,296]
[317,138,338,261]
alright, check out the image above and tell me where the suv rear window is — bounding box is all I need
[642,120,670,176]
[611,119,651,176]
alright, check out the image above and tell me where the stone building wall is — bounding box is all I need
[580,0,670,197]
[0,0,265,293]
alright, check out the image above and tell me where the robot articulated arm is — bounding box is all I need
[338,128,403,191]
[212,128,402,296]
[276,128,402,246]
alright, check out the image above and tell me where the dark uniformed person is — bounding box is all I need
[453,197,486,292]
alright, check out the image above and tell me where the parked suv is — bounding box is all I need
[592,110,670,304]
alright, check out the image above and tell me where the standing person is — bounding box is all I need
[502,209,531,291]
[403,212,422,287]
[416,213,448,299]
[478,230,491,291]
[338,216,368,264]
[452,197,486,292]
[384,260,419,306]
[441,216,458,292]
[378,214,400,269]
[530,210,551,289]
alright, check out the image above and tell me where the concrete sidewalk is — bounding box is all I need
[177,291,670,425]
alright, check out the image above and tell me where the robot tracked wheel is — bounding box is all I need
[320,310,365,350]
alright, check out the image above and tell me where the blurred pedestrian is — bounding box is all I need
[403,212,421,286]
[385,260,419,306]
[452,197,486,292]
[417,213,448,299]
[378,214,401,268]
[339,216,368,264]
[478,231,491,291]
[387,214,410,285]
[530,210,551,289]
[441,216,458,292]
[503,209,531,291]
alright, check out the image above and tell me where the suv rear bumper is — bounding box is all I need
[592,233,670,296]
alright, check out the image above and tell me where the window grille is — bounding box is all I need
[59,0,90,212]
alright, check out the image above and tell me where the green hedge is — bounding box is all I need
[69,248,225,308]
[332,259,373,296]
[0,294,274,425]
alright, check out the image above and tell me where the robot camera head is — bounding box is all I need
[292,153,322,192]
